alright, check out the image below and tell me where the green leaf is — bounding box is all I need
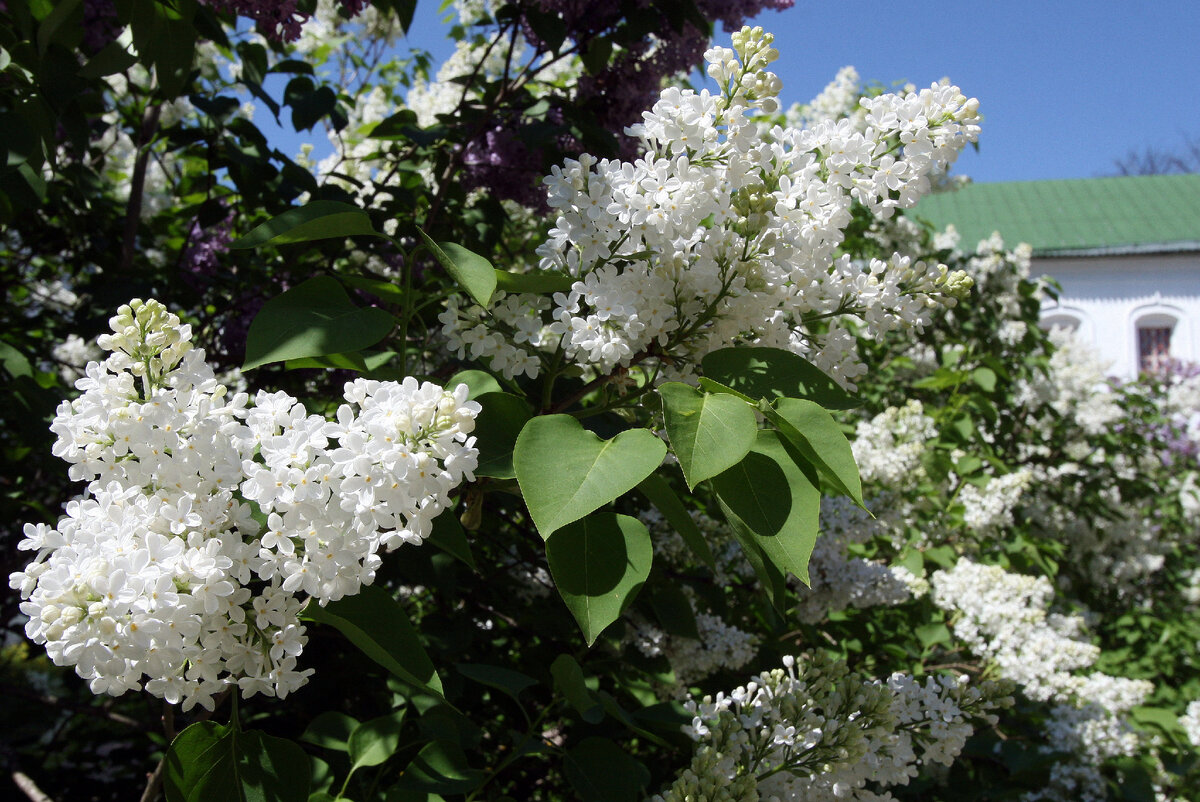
[291,85,336,131]
[348,709,407,775]
[972,366,998,392]
[649,583,699,639]
[242,276,395,370]
[492,269,575,295]
[657,382,757,490]
[341,274,406,305]
[473,392,532,479]
[231,201,381,249]
[765,397,863,506]
[564,738,649,802]
[916,622,951,648]
[366,108,418,139]
[394,741,484,795]
[127,0,198,97]
[456,663,537,701]
[712,430,820,585]
[301,586,443,697]
[514,415,666,538]
[428,510,476,571]
[284,352,369,371]
[416,230,496,308]
[551,655,602,722]
[702,347,858,409]
[724,519,789,609]
[79,38,138,78]
[546,512,653,646]
[37,0,83,54]
[635,473,714,568]
[300,711,360,753]
[447,369,502,400]
[0,341,33,379]
[580,37,613,75]
[164,721,311,802]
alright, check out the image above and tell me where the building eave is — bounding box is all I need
[1034,241,1200,258]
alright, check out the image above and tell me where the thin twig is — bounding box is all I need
[139,689,232,802]
[12,771,54,802]
[0,683,142,729]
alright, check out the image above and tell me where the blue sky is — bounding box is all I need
[267,0,1200,185]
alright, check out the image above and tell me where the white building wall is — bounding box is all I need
[1037,252,1200,380]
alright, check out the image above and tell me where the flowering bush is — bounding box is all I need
[3,3,1199,802]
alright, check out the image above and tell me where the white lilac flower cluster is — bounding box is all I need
[931,559,1153,801]
[1016,327,1122,437]
[958,468,1033,534]
[631,609,760,691]
[652,653,1007,802]
[441,26,977,386]
[851,400,938,487]
[10,300,479,711]
[794,496,925,624]
[945,230,1034,323]
[786,65,864,128]
[1180,701,1200,748]
[51,333,103,384]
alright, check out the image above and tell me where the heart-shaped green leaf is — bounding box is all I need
[764,397,863,507]
[546,512,653,646]
[514,415,666,538]
[347,709,407,776]
[657,382,757,489]
[230,201,381,249]
[712,430,819,586]
[242,276,395,371]
[300,711,360,753]
[702,346,858,409]
[164,722,311,802]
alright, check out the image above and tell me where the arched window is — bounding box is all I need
[1134,312,1178,373]
[1040,313,1081,334]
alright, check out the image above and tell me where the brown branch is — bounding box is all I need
[119,102,164,273]
[545,348,656,414]
[12,771,54,802]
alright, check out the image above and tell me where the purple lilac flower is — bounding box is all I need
[82,0,121,55]
[198,0,368,42]
[462,125,547,208]
[181,213,234,290]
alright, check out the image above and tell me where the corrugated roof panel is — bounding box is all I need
[911,174,1200,255]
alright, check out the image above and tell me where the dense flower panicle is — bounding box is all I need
[1181,701,1200,747]
[11,300,479,711]
[239,377,480,601]
[653,654,1007,802]
[851,400,937,487]
[441,27,977,386]
[931,559,1153,801]
[958,469,1033,533]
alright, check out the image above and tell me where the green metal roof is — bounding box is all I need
[911,174,1200,256]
